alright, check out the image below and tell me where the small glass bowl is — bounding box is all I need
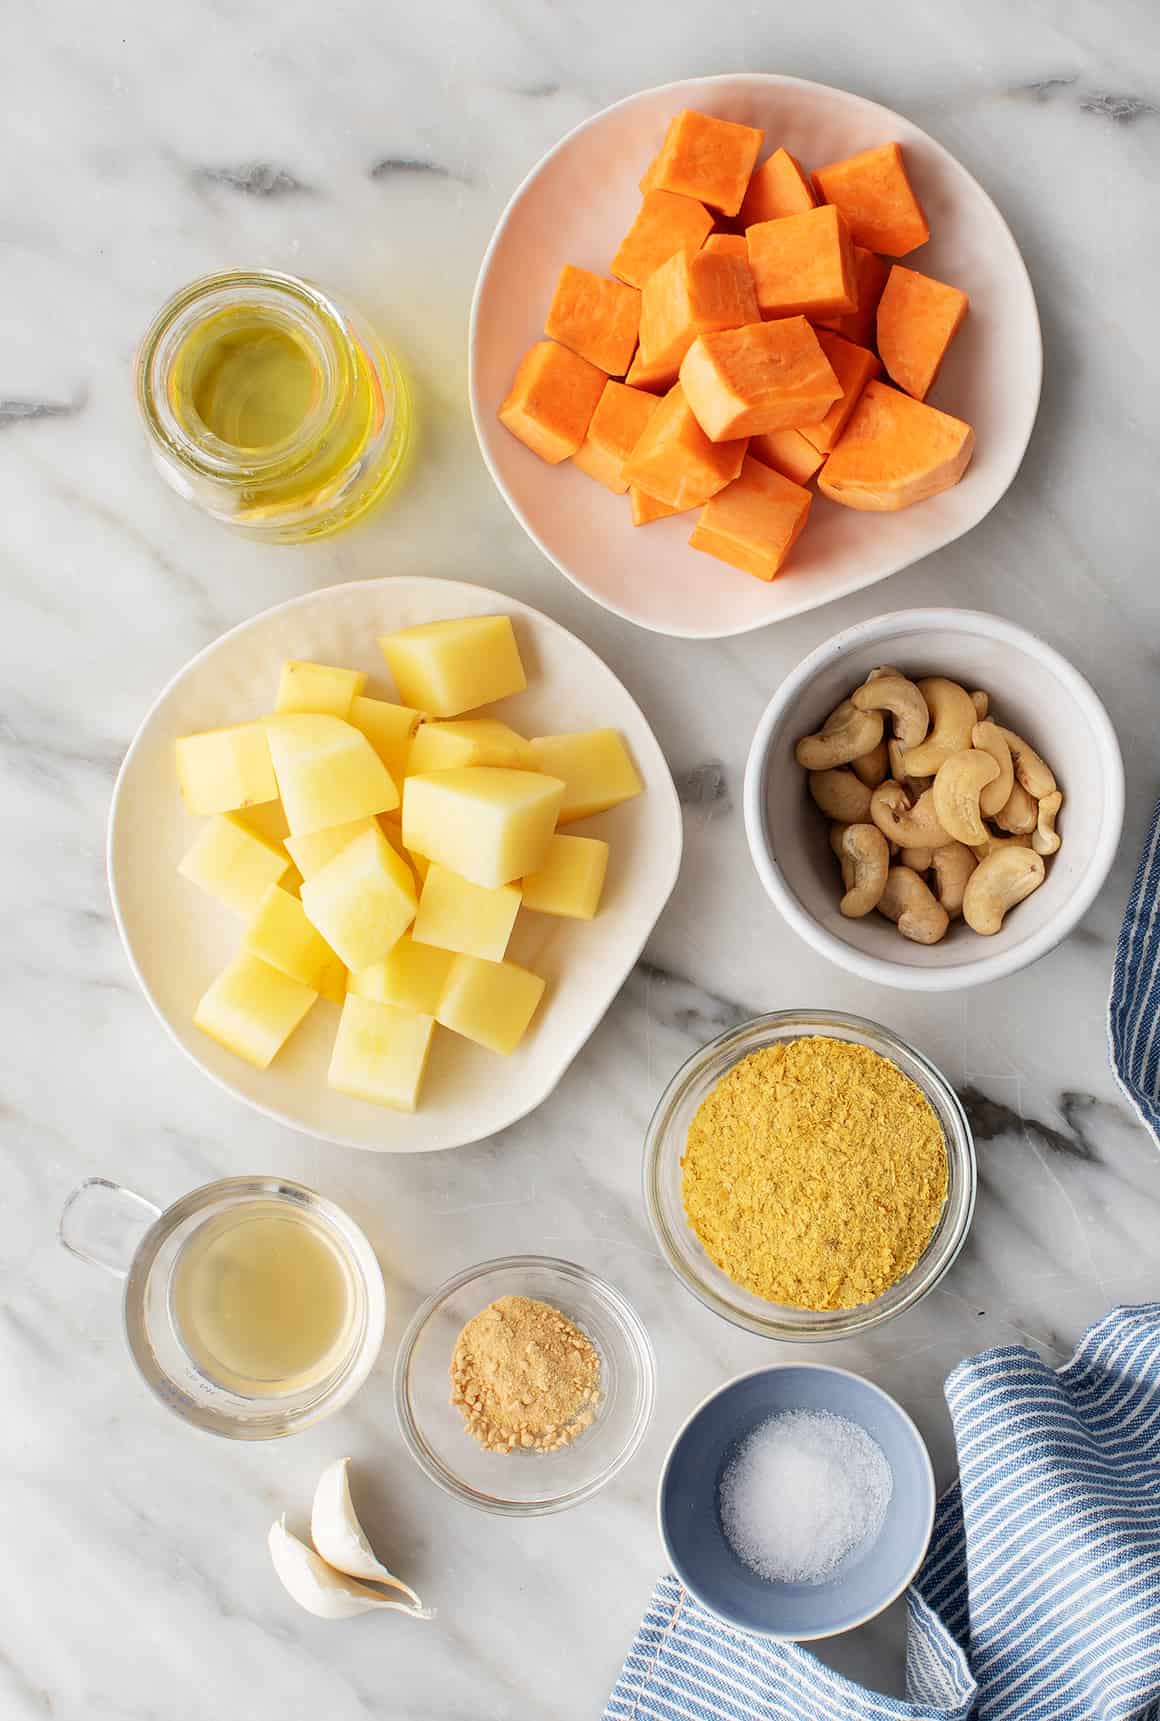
[644,1010,975,1342]
[393,1256,656,1516]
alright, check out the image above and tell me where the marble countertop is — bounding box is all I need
[5,2,1159,1715]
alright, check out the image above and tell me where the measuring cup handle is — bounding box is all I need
[59,1178,162,1279]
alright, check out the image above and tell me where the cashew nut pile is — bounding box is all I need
[796,670,1063,944]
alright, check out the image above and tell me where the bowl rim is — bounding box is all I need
[468,72,1043,640]
[392,1253,657,1516]
[643,1008,976,1341]
[657,1361,937,1641]
[742,606,1126,991]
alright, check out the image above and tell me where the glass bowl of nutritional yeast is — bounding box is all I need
[644,1010,975,1341]
[394,1255,656,1515]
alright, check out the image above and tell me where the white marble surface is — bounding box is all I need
[4,2,1160,1715]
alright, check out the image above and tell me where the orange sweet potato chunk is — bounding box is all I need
[814,246,892,348]
[876,265,969,400]
[689,454,812,581]
[746,205,856,320]
[812,143,930,257]
[818,379,974,510]
[572,381,659,494]
[611,190,714,290]
[499,340,608,463]
[749,428,825,486]
[622,383,748,510]
[739,147,817,227]
[679,317,841,441]
[702,233,749,260]
[647,109,764,217]
[629,486,686,525]
[545,265,641,376]
[626,345,679,393]
[638,249,760,380]
[797,329,882,454]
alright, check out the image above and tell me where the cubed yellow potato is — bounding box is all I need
[379,616,526,718]
[178,812,289,917]
[265,714,399,835]
[284,817,380,879]
[350,935,454,1016]
[348,695,424,781]
[436,955,546,1055]
[300,825,417,972]
[406,719,533,775]
[244,884,345,999]
[408,849,431,885]
[412,863,522,961]
[402,769,564,889]
[521,834,610,920]
[328,994,435,1111]
[527,730,644,823]
[194,951,317,1069]
[175,722,278,816]
[275,661,367,719]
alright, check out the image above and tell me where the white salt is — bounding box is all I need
[719,1409,893,1585]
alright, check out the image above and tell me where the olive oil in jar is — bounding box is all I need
[136,270,411,541]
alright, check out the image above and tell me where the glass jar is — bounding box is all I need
[134,269,411,542]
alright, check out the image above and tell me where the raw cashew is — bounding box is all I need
[962,846,1046,935]
[899,846,934,872]
[902,678,977,777]
[887,739,932,798]
[851,739,889,788]
[931,842,977,919]
[795,700,885,771]
[971,832,1032,860]
[995,782,1038,835]
[809,768,873,823]
[836,824,890,918]
[933,749,1001,847]
[877,866,949,944]
[829,823,849,859]
[993,726,1057,800]
[1032,790,1063,857]
[869,781,954,850]
[851,673,930,750]
[972,721,1015,818]
[970,690,990,720]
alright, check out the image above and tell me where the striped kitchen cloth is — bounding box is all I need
[1109,795,1160,1141]
[606,1304,1160,1721]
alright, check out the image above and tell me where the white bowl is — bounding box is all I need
[108,577,682,1152]
[470,73,1041,640]
[742,609,1123,991]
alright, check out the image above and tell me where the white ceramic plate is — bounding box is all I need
[471,73,1042,640]
[109,578,682,1152]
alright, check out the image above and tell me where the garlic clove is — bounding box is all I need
[268,1516,427,1620]
[311,1458,426,1612]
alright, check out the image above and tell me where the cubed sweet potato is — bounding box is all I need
[572,380,659,493]
[621,382,748,510]
[739,147,816,227]
[498,340,608,463]
[797,329,882,454]
[629,486,685,525]
[638,249,760,380]
[749,427,825,486]
[645,109,764,217]
[814,246,892,348]
[626,345,679,393]
[545,264,641,376]
[876,265,969,400]
[817,378,974,510]
[811,143,930,257]
[611,190,714,290]
[746,205,856,319]
[689,454,812,580]
[701,233,749,259]
[679,317,841,441]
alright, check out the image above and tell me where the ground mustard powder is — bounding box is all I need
[681,1037,947,1310]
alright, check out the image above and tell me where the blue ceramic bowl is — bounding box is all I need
[659,1364,936,1640]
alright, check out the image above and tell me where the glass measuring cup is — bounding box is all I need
[60,1175,386,1439]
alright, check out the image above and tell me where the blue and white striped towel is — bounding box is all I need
[1110,795,1160,1142]
[606,1304,1160,1721]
